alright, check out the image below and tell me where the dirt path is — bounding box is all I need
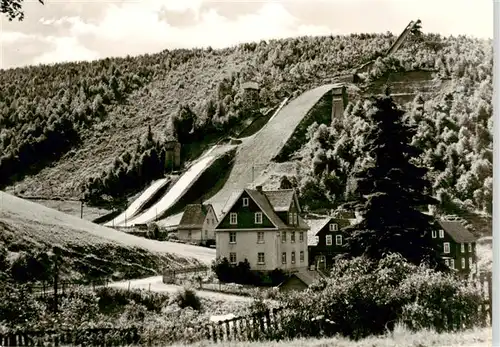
[108,276,252,302]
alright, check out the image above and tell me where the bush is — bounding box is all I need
[270,253,483,340]
[212,257,260,285]
[175,286,201,311]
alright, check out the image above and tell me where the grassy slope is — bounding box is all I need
[0,192,215,281]
[178,326,491,347]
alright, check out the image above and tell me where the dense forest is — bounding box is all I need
[0,32,492,218]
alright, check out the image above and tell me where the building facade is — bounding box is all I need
[307,216,354,271]
[177,204,218,245]
[432,219,478,276]
[215,187,309,273]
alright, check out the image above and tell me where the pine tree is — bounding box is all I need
[342,95,446,271]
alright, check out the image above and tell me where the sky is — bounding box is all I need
[0,0,493,70]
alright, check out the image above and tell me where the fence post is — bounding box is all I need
[487,273,492,325]
[265,309,271,337]
[225,320,231,341]
[218,321,224,342]
[244,316,251,341]
[231,318,238,341]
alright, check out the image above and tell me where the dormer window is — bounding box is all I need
[288,213,293,225]
[329,223,338,232]
[242,197,249,207]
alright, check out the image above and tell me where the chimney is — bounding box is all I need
[256,185,263,192]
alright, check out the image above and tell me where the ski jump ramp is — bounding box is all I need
[205,84,338,215]
[116,83,337,228]
[117,144,235,227]
[104,178,170,227]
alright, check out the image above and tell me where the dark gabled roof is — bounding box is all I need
[178,204,211,229]
[264,189,297,212]
[215,188,308,231]
[246,189,287,229]
[438,220,477,243]
[280,270,324,288]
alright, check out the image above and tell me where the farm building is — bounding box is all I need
[177,204,218,246]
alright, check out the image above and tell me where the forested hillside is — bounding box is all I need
[0,33,492,221]
[296,36,492,219]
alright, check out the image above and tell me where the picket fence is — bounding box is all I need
[0,307,284,346]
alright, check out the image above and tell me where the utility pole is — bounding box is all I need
[80,199,84,219]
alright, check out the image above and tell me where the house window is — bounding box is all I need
[461,243,465,253]
[443,242,450,254]
[461,257,466,269]
[257,231,264,243]
[450,259,455,269]
[229,232,236,243]
[326,235,333,246]
[230,212,237,225]
[258,252,265,264]
[205,230,208,239]
[281,231,286,243]
[188,231,192,240]
[300,251,304,262]
[335,235,342,245]
[229,252,237,264]
[294,213,298,225]
[329,223,338,232]
[291,231,296,243]
[282,252,287,264]
[439,229,444,238]
[288,213,294,225]
[299,232,304,242]
[255,212,263,224]
[431,230,437,238]
[242,197,249,207]
[468,243,472,252]
[445,259,450,267]
[291,251,296,264]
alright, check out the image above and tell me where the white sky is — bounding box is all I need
[0,0,493,69]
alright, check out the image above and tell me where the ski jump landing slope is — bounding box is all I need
[104,178,170,227]
[118,144,235,227]
[205,84,338,215]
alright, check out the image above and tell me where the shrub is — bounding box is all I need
[175,286,202,311]
[212,257,260,285]
[270,253,483,340]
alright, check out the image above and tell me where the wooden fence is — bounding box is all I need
[0,327,140,347]
[162,265,209,283]
[207,307,284,343]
